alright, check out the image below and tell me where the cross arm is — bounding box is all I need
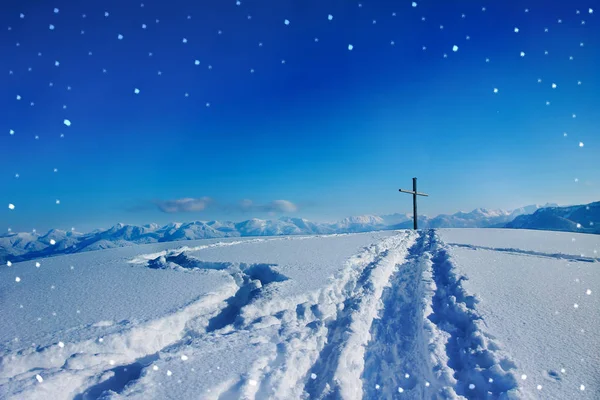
[399,189,429,197]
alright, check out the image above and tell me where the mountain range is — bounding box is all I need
[2,202,597,264]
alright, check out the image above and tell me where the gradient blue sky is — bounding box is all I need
[1,0,599,232]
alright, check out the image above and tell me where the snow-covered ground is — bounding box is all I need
[1,229,598,399]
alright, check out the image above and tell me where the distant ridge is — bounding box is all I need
[3,202,596,263]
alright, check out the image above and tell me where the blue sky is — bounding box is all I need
[1,0,599,232]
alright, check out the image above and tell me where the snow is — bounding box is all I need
[1,229,598,399]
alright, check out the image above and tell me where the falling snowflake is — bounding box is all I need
[520,51,525,57]
[249,379,257,386]
[552,83,557,89]
[35,374,43,382]
[514,27,519,33]
[64,119,71,127]
[167,370,172,376]
[49,24,55,30]
[579,142,584,147]
[16,277,21,283]
[6,261,12,267]
[56,200,60,205]
[425,382,430,387]
[574,303,579,308]
[153,365,159,371]
[348,44,354,50]
[586,289,592,295]
[134,88,140,94]
[36,262,40,267]
[182,38,188,43]
[284,19,290,25]
[469,384,475,390]
[537,385,543,390]
[8,204,15,210]
[54,8,59,14]
[181,355,188,361]
[521,374,527,380]
[412,2,417,7]
[311,373,317,379]
[58,341,64,348]
[50,239,56,245]
[452,45,459,52]
[328,14,333,21]
[118,34,124,40]
[580,385,585,391]
[493,88,498,94]
[398,387,404,393]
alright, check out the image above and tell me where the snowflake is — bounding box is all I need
[284,19,290,25]
[153,365,159,371]
[348,44,354,50]
[64,119,71,126]
[398,387,404,393]
[469,384,475,390]
[56,199,60,204]
[118,34,124,40]
[36,262,40,267]
[579,142,584,147]
[54,8,59,13]
[182,38,188,43]
[580,385,585,391]
[58,341,64,348]
[514,27,519,33]
[586,289,592,295]
[50,239,56,245]
[452,45,459,52]
[412,2,417,7]
[49,24,55,30]
[537,385,542,390]
[328,14,333,20]
[493,88,498,93]
[142,24,147,29]
[167,370,172,376]
[181,355,188,361]
[311,373,317,379]
[35,374,43,382]
[521,374,527,380]
[520,51,525,57]
[16,277,21,282]
[9,129,15,135]
[195,60,200,65]
[134,88,140,94]
[574,303,579,308]
[6,261,11,267]
[8,204,15,210]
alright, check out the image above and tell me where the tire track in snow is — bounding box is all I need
[427,231,521,399]
[301,232,417,400]
[361,230,437,399]
[229,232,416,400]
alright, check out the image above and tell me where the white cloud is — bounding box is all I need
[156,197,212,213]
[240,199,298,213]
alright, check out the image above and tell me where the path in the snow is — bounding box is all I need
[0,230,524,399]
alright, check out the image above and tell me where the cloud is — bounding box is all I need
[156,197,212,213]
[240,199,298,213]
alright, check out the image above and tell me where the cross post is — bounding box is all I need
[399,177,429,230]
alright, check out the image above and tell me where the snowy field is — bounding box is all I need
[0,229,598,399]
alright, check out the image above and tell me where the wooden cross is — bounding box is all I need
[399,177,429,230]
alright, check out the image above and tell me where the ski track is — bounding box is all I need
[0,230,525,399]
